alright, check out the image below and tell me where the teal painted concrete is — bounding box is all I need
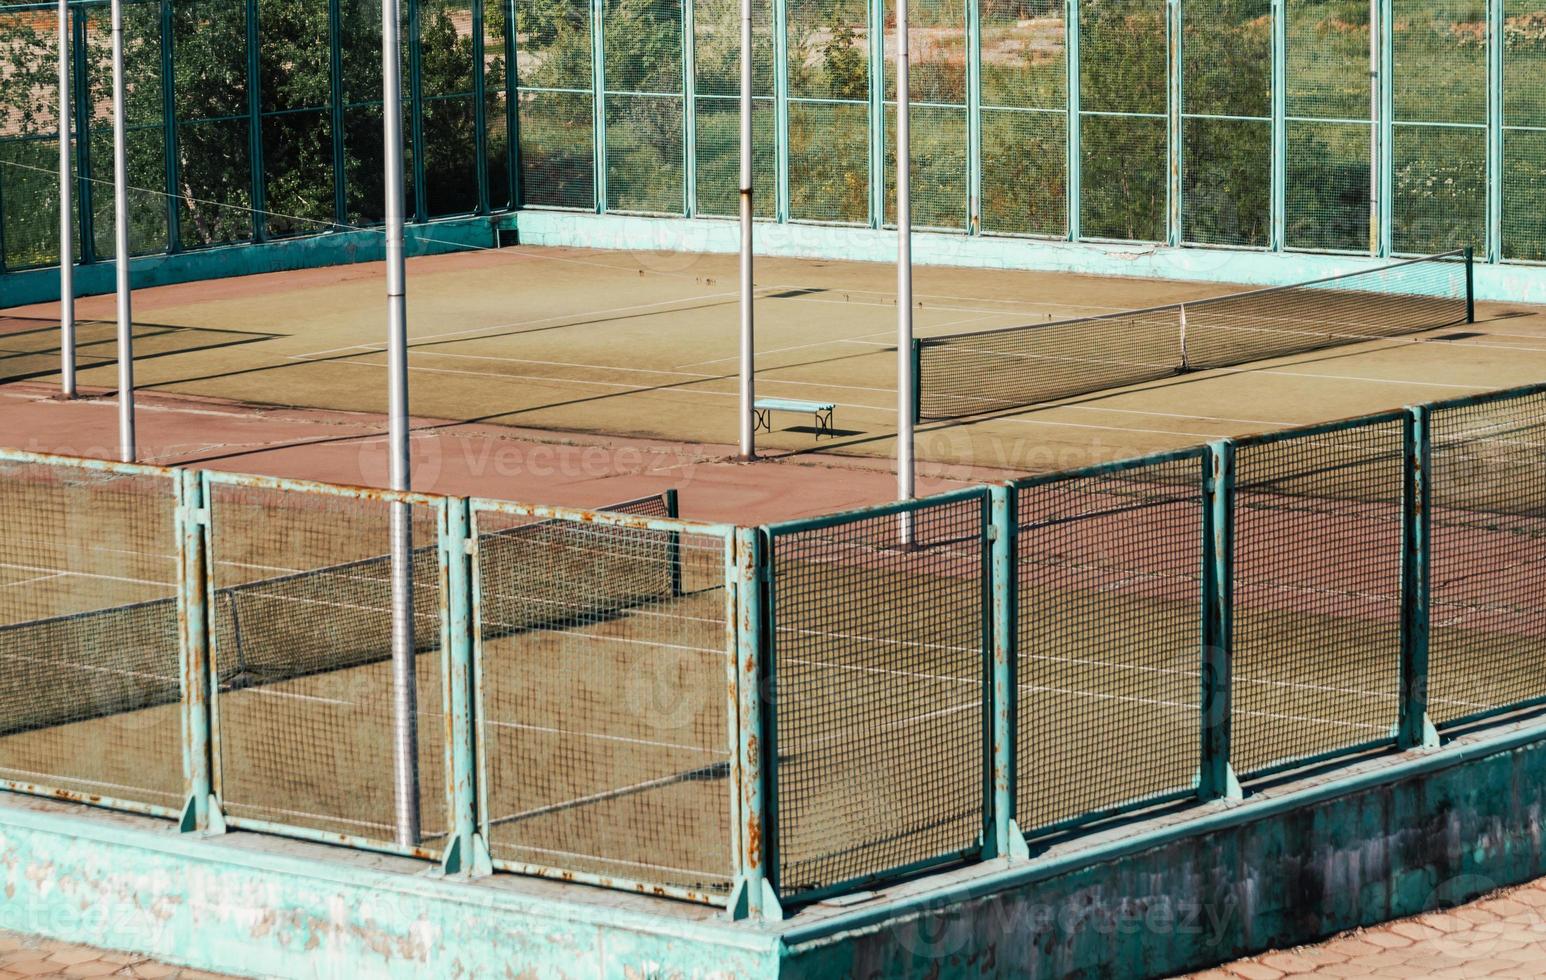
[512,211,1546,305]
[1,218,498,309]
[4,680,1546,976]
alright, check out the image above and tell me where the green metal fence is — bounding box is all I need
[2,380,1546,917]
[4,0,1546,276]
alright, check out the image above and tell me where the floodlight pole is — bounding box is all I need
[58,0,75,399]
[737,0,755,461]
[382,0,421,849]
[109,0,134,460]
[896,0,915,537]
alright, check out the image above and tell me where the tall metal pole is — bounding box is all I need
[110,0,135,461]
[737,0,755,461]
[58,0,76,399]
[1369,0,1379,256]
[383,0,420,848]
[896,0,915,526]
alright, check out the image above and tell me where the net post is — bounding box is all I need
[911,338,923,425]
[1464,246,1476,324]
[728,527,782,921]
[440,497,490,877]
[664,489,683,597]
[175,468,222,835]
[984,486,1027,861]
[1397,406,1438,751]
[1199,441,1242,802]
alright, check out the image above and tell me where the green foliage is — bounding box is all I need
[822,23,866,100]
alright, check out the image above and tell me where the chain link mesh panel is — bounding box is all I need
[473,507,733,895]
[0,7,64,271]
[1391,0,1487,256]
[884,103,967,230]
[1078,0,1166,242]
[1284,0,1374,253]
[768,493,987,898]
[605,93,686,214]
[0,458,182,813]
[208,481,448,849]
[693,0,775,217]
[1015,454,1203,834]
[85,0,169,260]
[786,0,869,224]
[979,0,1065,237]
[1231,418,1405,776]
[1502,1,1546,262]
[1428,390,1546,727]
[515,0,593,209]
[1181,0,1270,247]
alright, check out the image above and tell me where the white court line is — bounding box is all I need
[0,649,173,686]
[676,333,894,369]
[490,842,725,881]
[1256,369,1485,390]
[0,767,173,800]
[0,561,172,591]
[485,718,715,755]
[2,572,65,589]
[232,686,353,707]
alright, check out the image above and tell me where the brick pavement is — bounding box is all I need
[1184,878,1546,979]
[0,932,235,980]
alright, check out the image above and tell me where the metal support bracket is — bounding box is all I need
[179,794,227,836]
[440,831,494,877]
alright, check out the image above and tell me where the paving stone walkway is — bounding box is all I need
[0,932,233,980]
[1184,877,1546,979]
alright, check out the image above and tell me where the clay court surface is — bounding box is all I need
[3,245,1545,522]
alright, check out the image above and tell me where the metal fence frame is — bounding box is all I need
[2,378,1546,916]
[2,0,1543,274]
[199,469,455,861]
[466,497,744,906]
[0,447,188,821]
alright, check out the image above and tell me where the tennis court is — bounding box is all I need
[2,243,1546,915]
[6,246,1544,483]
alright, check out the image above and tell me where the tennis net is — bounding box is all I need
[914,250,1474,421]
[0,489,681,733]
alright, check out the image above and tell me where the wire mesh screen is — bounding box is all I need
[208,480,448,849]
[979,1,1065,237]
[768,493,987,898]
[1078,0,1167,242]
[693,0,775,218]
[882,0,968,231]
[914,251,1471,421]
[1230,418,1406,776]
[514,0,594,209]
[1391,1,1487,256]
[1427,390,1546,727]
[1502,2,1546,263]
[1284,2,1373,253]
[604,94,685,215]
[786,0,870,224]
[1015,454,1203,834]
[1181,0,1270,247]
[473,507,733,896]
[0,458,183,813]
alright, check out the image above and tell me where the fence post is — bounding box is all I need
[176,469,224,834]
[1200,441,1242,801]
[1166,0,1183,247]
[1066,0,1081,241]
[965,0,982,235]
[866,0,885,228]
[1485,0,1503,265]
[985,486,1028,860]
[772,0,790,223]
[590,0,607,212]
[682,0,696,218]
[441,497,491,876]
[1398,407,1438,750]
[1269,0,1286,252]
[729,527,782,921]
[1375,0,1393,257]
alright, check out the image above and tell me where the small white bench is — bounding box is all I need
[753,398,836,439]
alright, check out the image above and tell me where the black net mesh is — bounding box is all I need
[915,253,1471,421]
[475,507,732,895]
[1428,390,1546,727]
[0,460,182,812]
[1015,454,1203,834]
[1230,418,1406,775]
[768,494,987,897]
